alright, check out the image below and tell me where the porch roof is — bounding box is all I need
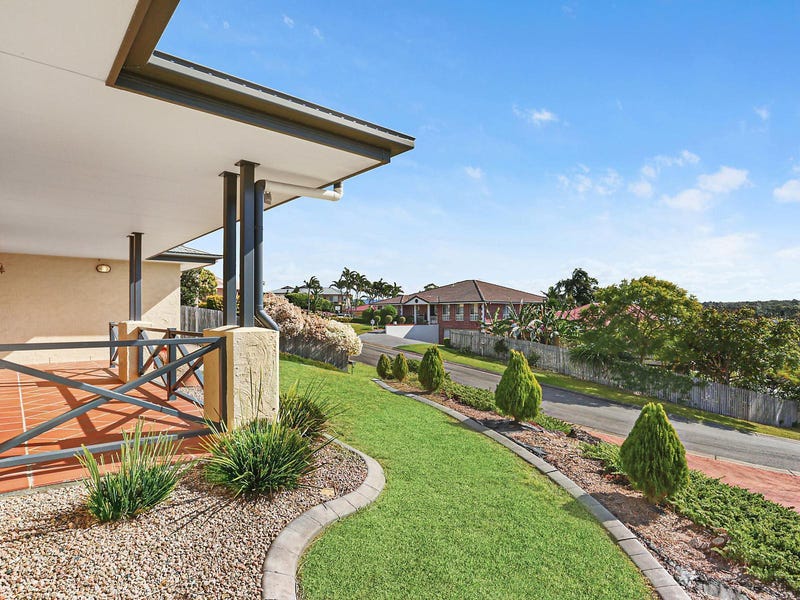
[0,0,414,263]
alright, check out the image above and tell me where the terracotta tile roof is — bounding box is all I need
[377,280,544,305]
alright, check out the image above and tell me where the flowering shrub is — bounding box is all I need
[263,294,362,356]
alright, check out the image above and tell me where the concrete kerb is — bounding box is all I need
[372,378,690,600]
[261,439,385,600]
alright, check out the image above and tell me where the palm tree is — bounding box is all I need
[302,276,322,311]
[331,277,349,312]
[387,282,404,298]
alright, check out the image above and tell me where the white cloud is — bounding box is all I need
[697,166,749,193]
[464,166,484,180]
[640,165,657,179]
[641,150,699,179]
[776,246,800,260]
[312,26,324,40]
[754,106,770,121]
[654,150,700,170]
[628,179,654,198]
[662,188,713,211]
[558,167,621,196]
[513,105,559,126]
[773,179,800,203]
[282,14,294,28]
[662,166,749,211]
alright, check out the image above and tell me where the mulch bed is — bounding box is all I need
[0,443,366,600]
[388,378,795,600]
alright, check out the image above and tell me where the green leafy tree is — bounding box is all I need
[377,354,392,379]
[579,276,701,364]
[392,353,409,381]
[677,308,800,388]
[547,268,599,308]
[620,402,688,503]
[494,350,542,422]
[378,305,398,322]
[423,283,438,291]
[418,346,446,391]
[180,267,217,307]
[203,294,224,311]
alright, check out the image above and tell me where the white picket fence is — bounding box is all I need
[449,329,798,428]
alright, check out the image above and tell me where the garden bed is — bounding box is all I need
[388,375,797,600]
[0,443,366,599]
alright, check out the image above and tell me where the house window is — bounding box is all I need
[455,304,464,321]
[503,305,511,319]
[442,305,450,321]
[469,304,480,321]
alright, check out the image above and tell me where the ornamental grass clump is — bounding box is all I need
[278,380,341,439]
[79,419,189,522]
[620,402,688,503]
[377,353,392,379]
[494,350,542,422]
[419,346,446,391]
[392,352,409,381]
[203,420,317,497]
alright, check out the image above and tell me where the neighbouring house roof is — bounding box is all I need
[555,304,592,321]
[377,280,545,305]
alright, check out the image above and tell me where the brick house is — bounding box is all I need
[377,280,545,343]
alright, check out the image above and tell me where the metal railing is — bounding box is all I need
[0,334,224,470]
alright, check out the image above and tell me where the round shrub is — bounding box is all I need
[493,338,509,355]
[392,352,409,381]
[203,420,316,497]
[398,316,406,324]
[407,358,421,373]
[419,346,446,391]
[527,352,541,368]
[382,314,393,325]
[377,353,392,379]
[494,350,542,422]
[620,402,688,503]
[379,305,398,322]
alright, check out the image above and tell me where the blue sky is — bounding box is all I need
[158,1,800,301]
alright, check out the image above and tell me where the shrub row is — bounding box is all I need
[441,379,496,411]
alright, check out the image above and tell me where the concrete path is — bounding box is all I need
[357,337,800,475]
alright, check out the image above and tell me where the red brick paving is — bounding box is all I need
[0,361,205,493]
[591,430,800,512]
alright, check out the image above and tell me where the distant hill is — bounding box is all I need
[702,300,800,319]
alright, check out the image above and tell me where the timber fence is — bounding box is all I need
[449,329,798,428]
[180,306,349,370]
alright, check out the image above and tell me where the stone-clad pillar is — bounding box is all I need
[203,326,279,428]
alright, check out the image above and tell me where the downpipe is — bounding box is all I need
[253,179,344,331]
[254,179,280,331]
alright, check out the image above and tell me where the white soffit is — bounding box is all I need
[0,1,382,261]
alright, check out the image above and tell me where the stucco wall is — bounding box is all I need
[0,253,180,364]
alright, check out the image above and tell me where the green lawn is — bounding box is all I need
[396,343,800,442]
[348,322,374,335]
[281,359,651,600]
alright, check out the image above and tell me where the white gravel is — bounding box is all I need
[0,443,366,600]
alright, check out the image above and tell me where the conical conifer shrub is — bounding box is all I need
[620,402,689,503]
[392,353,409,382]
[377,353,392,379]
[494,350,541,422]
[418,346,446,391]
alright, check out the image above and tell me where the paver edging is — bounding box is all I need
[372,378,689,600]
[261,438,386,600]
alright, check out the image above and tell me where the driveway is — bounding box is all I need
[357,335,800,473]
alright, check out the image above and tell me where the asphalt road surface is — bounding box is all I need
[357,336,800,473]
